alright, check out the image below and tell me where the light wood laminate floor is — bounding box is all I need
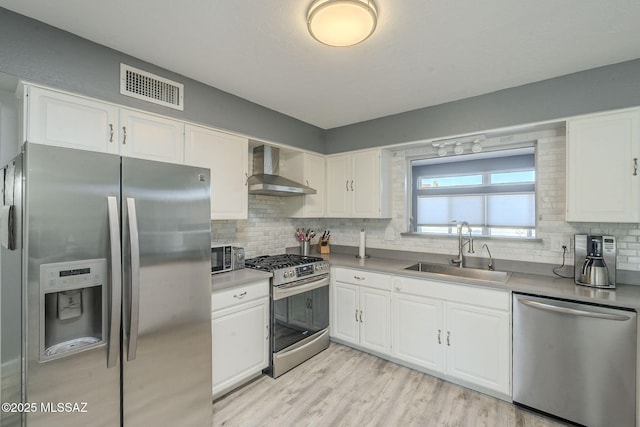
[212,343,566,427]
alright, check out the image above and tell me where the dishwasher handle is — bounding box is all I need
[518,298,631,321]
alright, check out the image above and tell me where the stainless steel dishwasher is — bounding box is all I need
[513,293,637,426]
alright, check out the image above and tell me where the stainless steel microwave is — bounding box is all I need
[211,244,233,274]
[211,245,245,274]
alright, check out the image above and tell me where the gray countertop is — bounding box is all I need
[210,268,272,292]
[211,253,640,311]
[324,253,640,311]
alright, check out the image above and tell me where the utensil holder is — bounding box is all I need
[300,241,310,256]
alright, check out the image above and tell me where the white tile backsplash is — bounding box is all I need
[213,128,640,272]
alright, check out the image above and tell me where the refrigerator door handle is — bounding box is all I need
[127,197,141,361]
[107,196,122,368]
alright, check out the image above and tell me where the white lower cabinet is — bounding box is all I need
[391,276,511,396]
[211,280,269,399]
[393,293,444,372]
[332,268,392,355]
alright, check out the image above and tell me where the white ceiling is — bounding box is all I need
[2,1,640,129]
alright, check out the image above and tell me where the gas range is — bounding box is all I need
[244,254,330,287]
[245,253,331,378]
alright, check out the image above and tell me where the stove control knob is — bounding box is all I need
[283,271,289,278]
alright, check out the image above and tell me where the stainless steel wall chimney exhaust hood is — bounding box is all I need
[247,145,317,196]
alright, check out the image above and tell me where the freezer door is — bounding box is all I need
[22,144,121,427]
[121,158,212,426]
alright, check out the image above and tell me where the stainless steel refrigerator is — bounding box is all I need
[0,143,213,426]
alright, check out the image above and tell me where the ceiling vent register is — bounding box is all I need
[120,64,184,111]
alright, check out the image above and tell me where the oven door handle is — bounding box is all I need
[272,276,330,301]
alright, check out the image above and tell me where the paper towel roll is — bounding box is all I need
[359,229,366,258]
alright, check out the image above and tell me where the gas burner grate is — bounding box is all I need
[245,254,324,272]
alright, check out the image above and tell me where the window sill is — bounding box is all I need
[400,231,542,243]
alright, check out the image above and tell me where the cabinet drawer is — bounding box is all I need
[334,268,392,291]
[212,280,269,312]
[393,276,509,311]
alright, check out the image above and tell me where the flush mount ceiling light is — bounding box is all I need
[307,0,378,47]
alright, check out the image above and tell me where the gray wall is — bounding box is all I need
[0,8,325,153]
[325,59,640,153]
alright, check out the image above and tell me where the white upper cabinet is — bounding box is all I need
[566,109,640,222]
[118,108,184,163]
[25,85,118,154]
[24,85,185,164]
[184,124,248,220]
[326,153,352,217]
[326,148,391,218]
[285,151,325,218]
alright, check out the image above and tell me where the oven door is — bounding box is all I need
[271,275,330,377]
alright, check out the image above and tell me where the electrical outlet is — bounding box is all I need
[551,235,574,254]
[564,234,574,254]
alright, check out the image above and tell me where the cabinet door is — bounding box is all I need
[211,298,269,397]
[352,150,381,218]
[184,125,248,219]
[566,110,640,222]
[119,109,184,163]
[331,282,359,344]
[393,293,444,372]
[326,154,351,217]
[26,86,118,154]
[444,302,510,395]
[302,153,325,217]
[359,288,391,354]
[285,152,325,218]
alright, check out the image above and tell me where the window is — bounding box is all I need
[410,146,536,238]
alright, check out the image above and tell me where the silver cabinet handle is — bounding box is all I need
[437,329,441,344]
[233,291,247,299]
[106,196,122,369]
[126,197,140,361]
[266,324,269,340]
[122,126,127,144]
[634,158,638,176]
[350,180,354,191]
[353,275,365,281]
[518,298,631,321]
[346,180,349,191]
[359,310,363,323]
[355,309,359,322]
[245,172,249,186]
[109,124,114,143]
[446,331,451,346]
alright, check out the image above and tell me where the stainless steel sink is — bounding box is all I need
[404,262,511,283]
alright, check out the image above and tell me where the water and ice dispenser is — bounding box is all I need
[40,259,108,361]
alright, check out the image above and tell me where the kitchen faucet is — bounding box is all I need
[482,243,494,271]
[451,220,474,268]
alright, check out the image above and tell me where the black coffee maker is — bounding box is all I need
[574,235,616,288]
